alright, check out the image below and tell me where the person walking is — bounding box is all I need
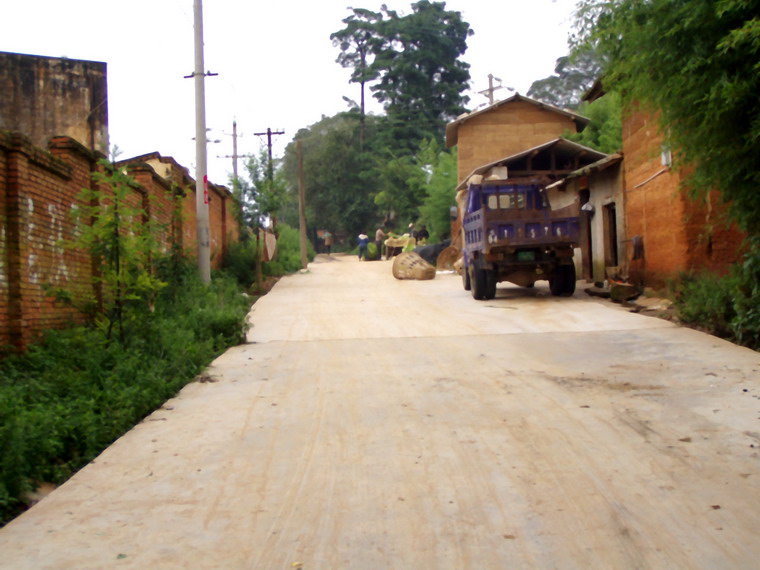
[323,231,334,255]
[375,227,386,260]
[358,233,369,260]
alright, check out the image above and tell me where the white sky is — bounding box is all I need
[2,0,579,185]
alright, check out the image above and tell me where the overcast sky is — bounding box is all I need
[3,0,579,185]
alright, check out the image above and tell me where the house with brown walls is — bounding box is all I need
[618,105,745,287]
[445,93,590,185]
[447,84,745,289]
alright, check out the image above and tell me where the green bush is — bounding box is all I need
[0,269,251,525]
[672,241,760,349]
[673,271,738,339]
[223,224,315,287]
[268,223,315,275]
[222,239,258,289]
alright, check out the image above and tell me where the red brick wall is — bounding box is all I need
[209,185,226,269]
[182,187,199,259]
[0,134,239,350]
[0,134,96,348]
[683,190,745,275]
[125,164,177,258]
[0,140,9,346]
[622,109,744,286]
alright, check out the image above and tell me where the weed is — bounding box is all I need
[672,240,760,350]
[0,270,251,526]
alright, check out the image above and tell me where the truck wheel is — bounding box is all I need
[462,264,471,290]
[562,263,577,296]
[549,269,564,296]
[471,265,486,300]
[485,269,497,300]
[550,265,576,297]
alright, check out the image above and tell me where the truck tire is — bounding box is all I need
[549,269,564,296]
[470,265,486,300]
[550,264,576,297]
[562,263,577,296]
[462,264,471,290]
[485,268,497,300]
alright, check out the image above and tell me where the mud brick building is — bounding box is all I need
[447,88,745,288]
[620,107,745,286]
[446,93,590,185]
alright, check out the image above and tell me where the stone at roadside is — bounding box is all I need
[610,282,641,303]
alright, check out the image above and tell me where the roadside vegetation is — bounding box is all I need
[0,159,310,525]
[0,265,249,525]
[670,240,760,350]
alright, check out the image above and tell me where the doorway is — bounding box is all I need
[603,203,619,268]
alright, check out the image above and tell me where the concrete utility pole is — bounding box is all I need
[220,120,251,192]
[297,140,308,269]
[190,0,214,283]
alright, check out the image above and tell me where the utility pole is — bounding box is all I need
[219,120,251,192]
[254,127,285,182]
[478,73,513,105]
[254,127,285,241]
[297,140,308,269]
[186,0,217,284]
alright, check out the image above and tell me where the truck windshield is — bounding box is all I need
[485,187,527,211]
[469,184,547,213]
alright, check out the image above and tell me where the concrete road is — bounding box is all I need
[2,254,759,569]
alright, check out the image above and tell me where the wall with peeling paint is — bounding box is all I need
[0,52,108,153]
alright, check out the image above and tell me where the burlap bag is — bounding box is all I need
[392,252,436,280]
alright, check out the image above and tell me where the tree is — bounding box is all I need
[572,0,760,236]
[65,160,166,344]
[280,113,381,239]
[237,148,287,235]
[332,1,473,151]
[417,140,458,241]
[372,151,426,224]
[527,49,605,110]
[564,91,622,153]
[330,8,383,149]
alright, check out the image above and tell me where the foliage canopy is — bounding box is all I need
[572,0,760,235]
[527,49,605,110]
[332,1,472,147]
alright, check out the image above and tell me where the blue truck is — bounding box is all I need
[460,177,579,300]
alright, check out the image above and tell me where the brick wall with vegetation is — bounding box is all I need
[0,131,239,350]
